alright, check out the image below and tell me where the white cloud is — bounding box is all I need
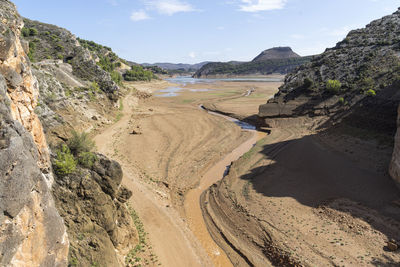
[130,10,151,21]
[146,0,196,16]
[239,0,287,12]
[189,52,196,58]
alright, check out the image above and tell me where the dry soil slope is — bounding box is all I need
[202,7,400,267]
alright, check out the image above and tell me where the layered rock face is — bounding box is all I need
[0,1,68,266]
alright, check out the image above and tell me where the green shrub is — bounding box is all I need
[365,89,376,96]
[56,44,64,51]
[89,82,100,95]
[360,77,374,92]
[124,65,156,81]
[78,152,97,168]
[326,79,342,94]
[29,28,38,36]
[111,71,122,85]
[339,97,345,104]
[21,27,30,37]
[67,130,96,156]
[53,145,76,176]
[28,41,36,62]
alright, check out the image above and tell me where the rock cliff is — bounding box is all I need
[0,1,68,266]
[1,1,139,266]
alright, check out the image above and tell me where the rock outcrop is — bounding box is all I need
[0,1,68,266]
[52,154,137,266]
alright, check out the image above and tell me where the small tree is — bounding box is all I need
[67,130,96,156]
[53,145,76,176]
[326,79,342,94]
[78,152,97,168]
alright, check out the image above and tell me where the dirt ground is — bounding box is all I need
[94,78,277,266]
[93,76,400,267]
[203,123,400,266]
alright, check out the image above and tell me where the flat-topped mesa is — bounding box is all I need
[193,47,311,78]
[252,46,301,62]
[0,1,69,266]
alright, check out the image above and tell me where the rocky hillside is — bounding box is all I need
[259,9,400,186]
[21,18,122,99]
[260,9,400,130]
[0,1,140,266]
[194,47,311,78]
[252,46,300,62]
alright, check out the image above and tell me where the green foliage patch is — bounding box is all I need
[326,79,342,94]
[124,65,156,81]
[53,145,77,176]
[67,130,96,156]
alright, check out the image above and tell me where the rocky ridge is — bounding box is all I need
[194,47,311,78]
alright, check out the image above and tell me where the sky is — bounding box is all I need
[12,0,400,64]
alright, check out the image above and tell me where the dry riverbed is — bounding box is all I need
[94,77,280,266]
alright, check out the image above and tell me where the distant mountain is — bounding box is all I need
[142,62,211,71]
[194,47,312,78]
[252,47,300,62]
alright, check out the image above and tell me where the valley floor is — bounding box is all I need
[93,79,277,266]
[94,77,400,267]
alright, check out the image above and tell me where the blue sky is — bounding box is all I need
[12,0,400,64]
